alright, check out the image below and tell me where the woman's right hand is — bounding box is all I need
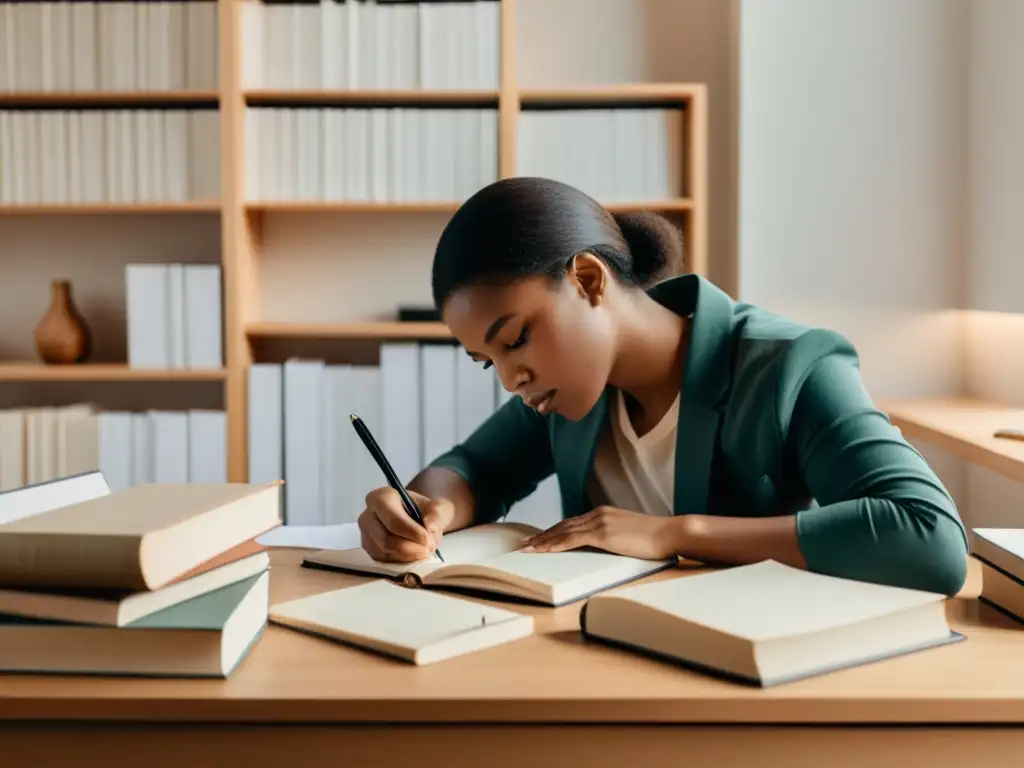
[358,487,457,562]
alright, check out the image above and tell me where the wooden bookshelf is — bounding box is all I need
[0,91,220,107]
[0,202,221,215]
[0,0,709,485]
[878,396,1024,484]
[0,364,227,383]
[247,321,451,340]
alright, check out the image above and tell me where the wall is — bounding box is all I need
[736,0,968,399]
[961,0,1024,530]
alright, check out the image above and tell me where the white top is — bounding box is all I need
[590,389,679,516]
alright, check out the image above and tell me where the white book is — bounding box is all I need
[187,410,227,483]
[479,109,498,187]
[0,5,14,91]
[52,2,74,92]
[580,560,961,688]
[66,112,81,203]
[125,264,170,369]
[370,109,388,202]
[166,263,187,369]
[135,1,151,90]
[63,408,100,479]
[70,1,96,92]
[347,365,383,521]
[323,108,345,201]
[151,411,189,484]
[184,264,223,369]
[321,0,345,89]
[81,112,105,203]
[247,364,284,485]
[283,360,325,526]
[296,109,321,201]
[0,410,26,492]
[168,1,186,90]
[98,412,133,493]
[380,343,421,485]
[420,344,458,466]
[164,111,189,201]
[0,114,13,203]
[345,109,370,200]
[131,412,155,486]
[322,366,343,525]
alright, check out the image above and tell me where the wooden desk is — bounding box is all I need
[2,551,1024,767]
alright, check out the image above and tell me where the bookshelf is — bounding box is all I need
[0,0,708,491]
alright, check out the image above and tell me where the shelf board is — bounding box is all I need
[244,89,499,107]
[0,91,219,107]
[878,396,1024,484]
[0,201,221,215]
[246,199,692,215]
[247,322,452,340]
[520,84,702,107]
[246,201,462,214]
[0,364,228,382]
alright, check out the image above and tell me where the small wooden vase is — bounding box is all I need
[34,280,91,364]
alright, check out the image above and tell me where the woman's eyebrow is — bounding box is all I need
[484,313,515,344]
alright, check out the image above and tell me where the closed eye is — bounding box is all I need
[506,325,529,351]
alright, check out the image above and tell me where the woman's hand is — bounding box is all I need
[358,487,456,563]
[519,505,684,560]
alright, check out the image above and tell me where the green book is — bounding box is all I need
[0,571,269,678]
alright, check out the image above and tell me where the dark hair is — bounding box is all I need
[431,177,684,309]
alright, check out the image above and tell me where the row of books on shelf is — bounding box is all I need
[125,263,224,370]
[0,474,275,677]
[246,107,498,203]
[0,109,220,205]
[0,404,227,494]
[242,0,500,91]
[518,109,684,203]
[247,344,560,530]
[0,1,219,94]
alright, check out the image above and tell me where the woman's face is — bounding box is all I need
[441,258,617,421]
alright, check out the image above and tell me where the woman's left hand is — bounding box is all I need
[519,506,683,560]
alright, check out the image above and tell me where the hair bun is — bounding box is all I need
[612,211,684,285]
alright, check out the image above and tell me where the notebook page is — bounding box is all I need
[605,560,945,642]
[269,580,529,651]
[469,549,668,586]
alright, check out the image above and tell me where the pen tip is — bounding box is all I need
[349,414,358,422]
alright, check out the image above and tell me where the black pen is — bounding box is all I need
[349,414,445,563]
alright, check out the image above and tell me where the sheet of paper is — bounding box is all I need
[257,523,362,551]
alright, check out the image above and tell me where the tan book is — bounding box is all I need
[0,482,282,591]
[579,560,962,687]
[303,522,674,606]
[269,580,534,665]
[0,547,270,627]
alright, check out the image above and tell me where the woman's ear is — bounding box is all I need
[567,251,608,306]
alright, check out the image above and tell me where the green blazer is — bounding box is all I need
[429,274,969,596]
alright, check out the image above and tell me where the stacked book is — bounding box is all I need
[0,471,282,678]
[973,528,1024,622]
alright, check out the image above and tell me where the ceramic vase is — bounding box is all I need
[34,280,91,364]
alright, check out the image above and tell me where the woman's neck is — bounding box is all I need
[606,291,690,434]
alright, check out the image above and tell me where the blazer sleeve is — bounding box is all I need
[787,340,970,596]
[426,396,556,524]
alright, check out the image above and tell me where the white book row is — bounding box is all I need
[247,344,560,529]
[242,0,500,91]
[125,263,224,371]
[0,109,220,205]
[0,1,219,93]
[519,109,685,203]
[245,107,498,203]
[0,404,226,494]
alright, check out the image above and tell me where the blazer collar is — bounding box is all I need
[560,274,736,517]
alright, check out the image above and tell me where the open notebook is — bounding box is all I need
[302,522,675,606]
[579,560,963,687]
[269,580,534,665]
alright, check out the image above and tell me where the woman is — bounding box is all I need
[357,177,969,596]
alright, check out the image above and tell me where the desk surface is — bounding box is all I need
[1,551,1023,725]
[879,395,1024,483]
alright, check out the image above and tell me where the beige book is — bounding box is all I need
[580,560,961,688]
[269,580,534,665]
[973,528,1024,623]
[303,522,674,606]
[0,482,282,591]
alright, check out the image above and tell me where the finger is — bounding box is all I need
[421,498,454,543]
[371,488,431,547]
[362,512,432,561]
[358,512,392,560]
[522,516,590,548]
[527,530,594,554]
